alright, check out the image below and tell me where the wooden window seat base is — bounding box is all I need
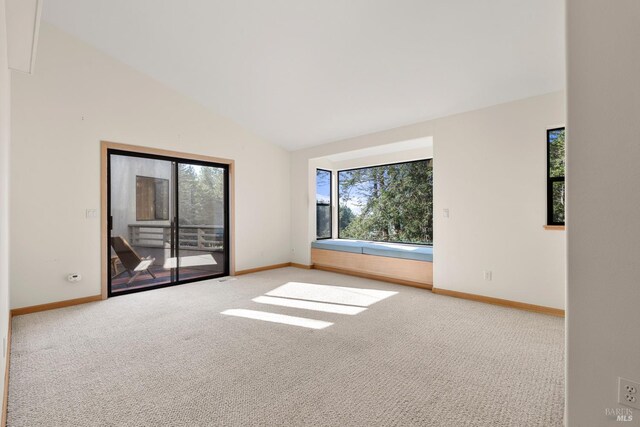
[311,247,433,290]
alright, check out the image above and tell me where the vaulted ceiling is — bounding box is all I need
[42,0,565,150]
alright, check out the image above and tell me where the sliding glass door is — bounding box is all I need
[107,150,229,296]
[176,162,228,281]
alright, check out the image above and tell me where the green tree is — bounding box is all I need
[549,129,565,223]
[338,204,355,232]
[178,164,198,225]
[178,165,224,226]
[338,160,433,244]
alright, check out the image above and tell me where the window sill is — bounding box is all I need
[543,225,565,231]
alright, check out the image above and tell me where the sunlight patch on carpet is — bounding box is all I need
[265,282,397,307]
[252,296,367,315]
[221,309,333,329]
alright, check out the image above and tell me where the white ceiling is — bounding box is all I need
[41,0,565,151]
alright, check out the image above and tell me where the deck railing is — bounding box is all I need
[128,224,224,251]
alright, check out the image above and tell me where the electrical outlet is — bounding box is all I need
[483,270,492,281]
[619,377,640,409]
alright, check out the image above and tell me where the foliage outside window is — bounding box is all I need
[338,159,433,245]
[136,176,169,221]
[547,128,565,225]
[316,169,332,239]
[178,164,225,226]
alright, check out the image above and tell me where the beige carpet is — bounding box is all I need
[7,268,564,426]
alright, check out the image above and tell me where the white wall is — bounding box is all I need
[329,146,433,171]
[566,1,640,425]
[434,93,565,309]
[292,92,565,309]
[10,24,291,308]
[5,0,40,73]
[0,0,11,413]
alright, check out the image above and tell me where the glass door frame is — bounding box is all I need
[106,146,231,297]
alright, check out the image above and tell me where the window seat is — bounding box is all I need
[310,239,433,289]
[311,240,433,262]
[311,239,367,254]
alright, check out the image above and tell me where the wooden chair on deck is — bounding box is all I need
[111,236,157,284]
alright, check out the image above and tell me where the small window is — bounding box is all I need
[136,176,170,221]
[547,128,565,225]
[316,169,332,239]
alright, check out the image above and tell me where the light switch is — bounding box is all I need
[443,208,450,218]
[86,209,97,219]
